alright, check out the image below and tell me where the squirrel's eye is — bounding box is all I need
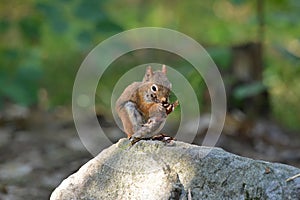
[151,84,158,92]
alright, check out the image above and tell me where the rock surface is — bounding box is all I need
[50,139,300,200]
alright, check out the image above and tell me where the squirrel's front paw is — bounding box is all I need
[158,103,165,112]
[163,100,179,115]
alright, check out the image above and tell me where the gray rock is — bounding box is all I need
[50,139,300,200]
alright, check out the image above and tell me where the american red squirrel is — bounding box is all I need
[115,65,179,143]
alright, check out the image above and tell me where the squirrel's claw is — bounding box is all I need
[129,136,141,145]
[129,133,176,146]
[151,134,176,143]
[129,133,175,145]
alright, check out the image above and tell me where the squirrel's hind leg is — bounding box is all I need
[119,101,144,137]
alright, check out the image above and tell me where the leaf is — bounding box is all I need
[207,47,232,70]
[233,82,266,99]
[229,0,247,5]
[35,2,68,33]
[0,19,10,33]
[74,0,105,22]
[95,18,123,33]
[0,49,44,106]
[35,2,59,19]
[18,16,42,43]
[77,30,92,41]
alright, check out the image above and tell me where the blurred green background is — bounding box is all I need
[0,0,300,130]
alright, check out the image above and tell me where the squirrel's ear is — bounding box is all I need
[162,64,167,75]
[143,66,153,81]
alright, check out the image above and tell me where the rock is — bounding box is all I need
[50,139,300,200]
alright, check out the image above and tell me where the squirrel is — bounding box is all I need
[115,65,179,143]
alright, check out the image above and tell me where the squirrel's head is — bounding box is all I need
[141,65,172,104]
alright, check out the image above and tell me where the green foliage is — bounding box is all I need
[0,0,123,107]
[233,82,266,100]
[18,15,42,43]
[0,48,43,107]
[35,1,69,33]
[0,19,10,33]
[264,48,300,129]
[74,0,105,21]
[207,47,232,70]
